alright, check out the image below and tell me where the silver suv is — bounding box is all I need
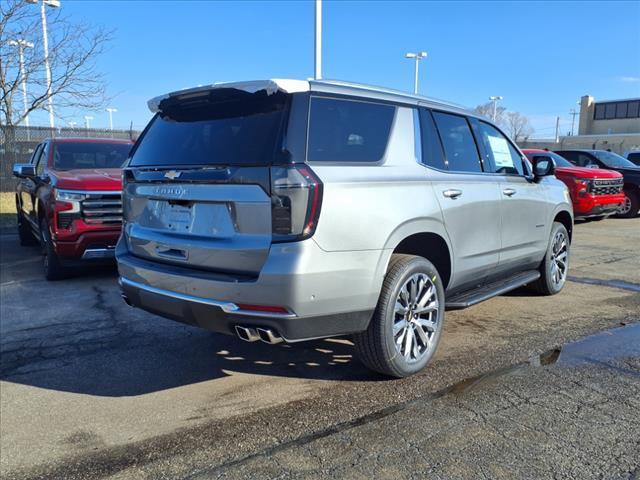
[117,79,573,377]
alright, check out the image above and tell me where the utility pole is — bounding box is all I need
[569,108,579,136]
[314,0,322,79]
[554,116,560,143]
[27,0,61,129]
[8,39,35,128]
[489,96,503,122]
[405,51,428,95]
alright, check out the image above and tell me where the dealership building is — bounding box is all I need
[578,95,640,135]
[520,95,640,155]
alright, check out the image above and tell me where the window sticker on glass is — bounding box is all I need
[487,134,513,168]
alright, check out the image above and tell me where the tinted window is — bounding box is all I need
[432,112,481,173]
[307,97,395,163]
[36,144,48,175]
[418,108,446,170]
[592,150,638,169]
[627,152,640,164]
[30,144,43,164]
[616,102,628,118]
[628,101,639,118]
[576,153,598,167]
[605,104,616,119]
[131,91,287,167]
[53,143,131,170]
[594,104,605,120]
[476,122,524,175]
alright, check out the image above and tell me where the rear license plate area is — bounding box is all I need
[166,202,193,232]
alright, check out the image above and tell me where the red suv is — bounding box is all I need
[13,138,132,279]
[523,149,624,220]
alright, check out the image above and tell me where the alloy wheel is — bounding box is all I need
[393,273,439,363]
[550,231,568,287]
[618,195,632,215]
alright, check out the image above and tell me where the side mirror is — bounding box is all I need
[532,156,555,180]
[12,163,36,178]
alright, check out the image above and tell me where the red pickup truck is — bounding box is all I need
[523,149,625,220]
[13,138,132,280]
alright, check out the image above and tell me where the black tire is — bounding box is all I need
[39,217,68,281]
[16,204,38,246]
[530,222,570,296]
[616,190,639,219]
[353,254,445,378]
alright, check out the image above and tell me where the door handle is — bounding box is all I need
[502,188,517,197]
[442,189,463,199]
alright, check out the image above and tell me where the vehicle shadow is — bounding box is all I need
[0,321,378,397]
[1,232,379,397]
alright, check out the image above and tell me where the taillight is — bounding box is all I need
[270,165,323,242]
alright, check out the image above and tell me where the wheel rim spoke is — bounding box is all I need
[393,273,440,363]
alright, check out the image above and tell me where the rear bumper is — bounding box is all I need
[116,238,385,341]
[573,193,624,217]
[54,229,120,260]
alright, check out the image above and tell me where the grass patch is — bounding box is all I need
[0,192,16,230]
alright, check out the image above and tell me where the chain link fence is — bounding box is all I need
[0,125,139,192]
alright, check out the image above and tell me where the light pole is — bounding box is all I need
[26,0,60,129]
[84,115,93,129]
[314,0,322,79]
[106,108,117,130]
[405,51,427,95]
[489,96,503,122]
[68,121,77,128]
[8,39,34,128]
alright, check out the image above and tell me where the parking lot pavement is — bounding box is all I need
[0,217,638,480]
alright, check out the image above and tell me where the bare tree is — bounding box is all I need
[0,0,113,127]
[474,101,506,127]
[505,111,534,142]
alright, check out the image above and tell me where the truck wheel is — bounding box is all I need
[616,190,639,218]
[353,254,445,378]
[530,222,569,296]
[39,217,68,281]
[16,207,38,247]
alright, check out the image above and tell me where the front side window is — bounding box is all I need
[53,143,131,170]
[476,122,524,175]
[36,144,48,175]
[307,97,395,163]
[432,111,482,173]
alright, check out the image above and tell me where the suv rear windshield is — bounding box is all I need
[130,91,288,167]
[53,142,131,170]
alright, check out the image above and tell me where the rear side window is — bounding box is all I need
[432,112,482,173]
[307,97,395,163]
[476,122,524,175]
[130,91,288,167]
[418,108,446,170]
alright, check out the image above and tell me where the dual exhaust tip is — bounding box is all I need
[235,325,284,345]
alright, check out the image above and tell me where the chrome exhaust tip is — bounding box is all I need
[121,294,133,307]
[235,326,260,342]
[256,328,284,345]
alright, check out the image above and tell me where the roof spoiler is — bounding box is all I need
[147,79,309,113]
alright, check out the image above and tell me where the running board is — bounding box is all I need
[445,270,541,310]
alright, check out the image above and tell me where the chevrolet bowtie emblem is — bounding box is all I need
[164,170,182,180]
